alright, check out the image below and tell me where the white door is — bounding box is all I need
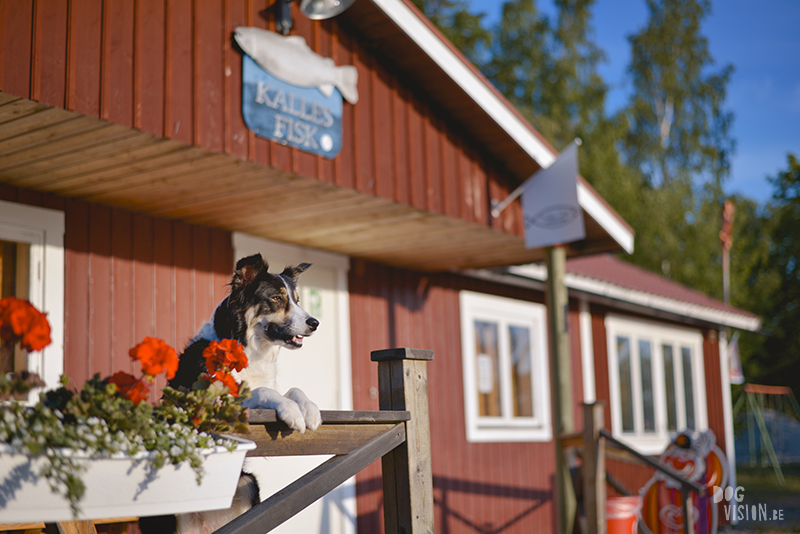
[232,233,355,534]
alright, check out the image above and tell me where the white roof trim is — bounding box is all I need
[577,182,634,254]
[371,0,556,168]
[507,265,761,331]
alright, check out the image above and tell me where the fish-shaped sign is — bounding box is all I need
[234,27,358,104]
[236,27,356,158]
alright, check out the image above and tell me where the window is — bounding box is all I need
[0,200,65,398]
[606,314,707,454]
[459,291,551,442]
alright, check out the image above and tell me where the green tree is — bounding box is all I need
[620,0,735,296]
[408,0,491,66]
[624,0,734,188]
[742,155,800,394]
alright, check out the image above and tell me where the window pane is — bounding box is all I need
[682,347,696,429]
[639,340,655,432]
[475,321,501,417]
[509,325,533,417]
[617,336,634,432]
[663,344,677,431]
[0,240,30,374]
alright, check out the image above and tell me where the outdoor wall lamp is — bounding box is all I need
[275,0,356,35]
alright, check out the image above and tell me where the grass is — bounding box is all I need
[736,464,800,495]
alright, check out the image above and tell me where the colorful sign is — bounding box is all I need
[235,27,358,160]
[639,430,728,534]
[242,54,343,158]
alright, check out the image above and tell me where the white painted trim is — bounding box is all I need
[459,291,552,443]
[370,0,555,169]
[0,200,65,397]
[579,299,596,403]
[605,314,707,455]
[506,265,761,332]
[577,182,634,254]
[718,330,738,524]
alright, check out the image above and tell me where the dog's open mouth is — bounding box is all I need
[286,335,304,348]
[266,324,305,348]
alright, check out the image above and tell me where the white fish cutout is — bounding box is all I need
[234,26,359,104]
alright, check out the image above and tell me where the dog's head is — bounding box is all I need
[228,254,319,350]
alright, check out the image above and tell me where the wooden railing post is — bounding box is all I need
[372,348,435,534]
[582,402,606,534]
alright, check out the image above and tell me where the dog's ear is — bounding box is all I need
[281,263,311,284]
[234,254,268,288]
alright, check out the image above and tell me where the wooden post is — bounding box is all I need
[582,403,606,534]
[372,348,435,534]
[546,246,576,534]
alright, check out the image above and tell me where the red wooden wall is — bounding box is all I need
[0,183,233,397]
[0,0,525,236]
[349,259,556,534]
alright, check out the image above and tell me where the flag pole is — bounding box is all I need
[490,138,581,218]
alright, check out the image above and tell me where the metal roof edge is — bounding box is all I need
[505,265,762,332]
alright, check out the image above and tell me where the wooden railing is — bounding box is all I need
[569,403,705,534]
[217,347,435,534]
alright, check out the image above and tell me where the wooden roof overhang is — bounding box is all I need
[0,0,633,272]
[0,91,628,271]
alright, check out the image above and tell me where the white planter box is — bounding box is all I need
[0,436,256,523]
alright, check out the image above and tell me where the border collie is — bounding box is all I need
[139,254,321,534]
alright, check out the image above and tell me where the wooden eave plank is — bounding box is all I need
[0,124,136,178]
[40,145,211,195]
[147,175,327,219]
[82,154,248,202]
[1,131,161,182]
[0,115,105,159]
[8,136,188,189]
[0,106,76,140]
[157,180,358,222]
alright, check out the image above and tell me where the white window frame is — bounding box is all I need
[0,200,65,398]
[606,314,707,455]
[459,291,551,443]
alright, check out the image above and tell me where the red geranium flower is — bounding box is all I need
[203,339,248,374]
[207,371,240,398]
[108,371,150,406]
[0,297,51,351]
[129,337,179,380]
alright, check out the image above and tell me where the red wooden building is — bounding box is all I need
[0,1,758,532]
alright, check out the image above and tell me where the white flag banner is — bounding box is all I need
[520,142,586,249]
[728,331,745,385]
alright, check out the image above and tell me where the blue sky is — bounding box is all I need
[465,0,800,204]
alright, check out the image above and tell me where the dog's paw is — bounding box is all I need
[273,398,307,433]
[242,387,308,433]
[285,388,322,432]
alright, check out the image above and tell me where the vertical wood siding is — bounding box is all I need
[349,259,555,534]
[0,0,523,237]
[0,184,233,399]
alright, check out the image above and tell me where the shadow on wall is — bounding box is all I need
[356,475,553,534]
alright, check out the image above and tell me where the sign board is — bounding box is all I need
[520,142,586,249]
[242,54,343,158]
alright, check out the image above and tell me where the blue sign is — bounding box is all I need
[241,53,343,159]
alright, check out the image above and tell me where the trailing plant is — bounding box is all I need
[0,297,251,517]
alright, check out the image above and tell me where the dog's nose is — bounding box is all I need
[306,317,319,330]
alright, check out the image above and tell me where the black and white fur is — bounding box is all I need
[140,254,321,534]
[169,253,322,433]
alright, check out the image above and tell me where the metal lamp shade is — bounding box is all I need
[299,0,356,20]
